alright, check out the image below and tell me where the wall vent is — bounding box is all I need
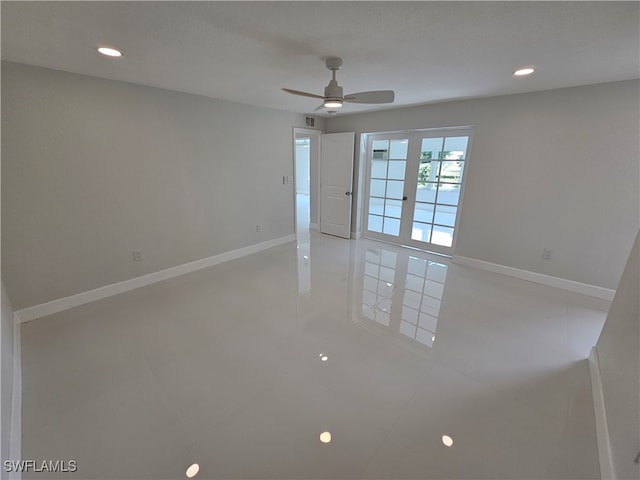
[305,116,315,128]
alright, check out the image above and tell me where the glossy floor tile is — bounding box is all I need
[21,229,609,479]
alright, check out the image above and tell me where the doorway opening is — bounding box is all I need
[293,128,321,295]
[295,136,311,232]
[293,128,321,235]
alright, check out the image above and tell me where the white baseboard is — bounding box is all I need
[452,255,615,301]
[589,347,616,480]
[9,314,22,480]
[15,235,296,324]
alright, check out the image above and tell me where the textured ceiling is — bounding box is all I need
[2,1,639,116]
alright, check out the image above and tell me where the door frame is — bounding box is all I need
[361,127,473,255]
[292,127,323,235]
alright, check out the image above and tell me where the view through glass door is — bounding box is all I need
[364,128,471,255]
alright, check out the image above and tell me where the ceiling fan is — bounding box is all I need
[282,57,395,112]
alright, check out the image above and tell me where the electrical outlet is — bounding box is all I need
[133,250,143,262]
[256,224,262,232]
[542,248,552,260]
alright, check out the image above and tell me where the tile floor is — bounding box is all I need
[21,228,609,479]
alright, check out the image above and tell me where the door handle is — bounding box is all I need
[402,196,408,201]
[346,192,352,196]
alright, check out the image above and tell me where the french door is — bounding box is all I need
[363,128,472,255]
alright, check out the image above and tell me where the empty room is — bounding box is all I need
[1,2,639,479]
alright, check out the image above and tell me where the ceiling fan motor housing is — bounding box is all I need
[324,79,343,101]
[324,58,344,105]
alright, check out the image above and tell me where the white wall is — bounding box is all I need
[2,62,307,310]
[326,80,640,290]
[595,231,639,479]
[1,283,15,480]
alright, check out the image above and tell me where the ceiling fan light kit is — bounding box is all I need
[323,99,343,108]
[283,57,395,113]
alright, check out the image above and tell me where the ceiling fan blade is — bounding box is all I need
[282,88,324,100]
[313,104,327,112]
[344,90,395,104]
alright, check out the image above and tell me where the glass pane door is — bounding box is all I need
[363,129,471,255]
[411,135,468,250]
[366,137,408,238]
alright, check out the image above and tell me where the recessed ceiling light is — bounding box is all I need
[185,463,199,478]
[319,353,329,362]
[320,431,332,443]
[442,434,454,447]
[513,67,535,77]
[97,47,122,57]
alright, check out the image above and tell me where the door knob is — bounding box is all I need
[402,196,407,201]
[346,192,352,196]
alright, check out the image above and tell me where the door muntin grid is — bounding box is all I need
[367,138,409,237]
[364,129,471,254]
[411,135,468,249]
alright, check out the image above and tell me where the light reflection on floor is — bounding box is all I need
[20,228,608,479]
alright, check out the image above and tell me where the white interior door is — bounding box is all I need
[320,132,355,238]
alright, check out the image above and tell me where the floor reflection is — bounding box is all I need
[296,193,311,294]
[22,227,607,479]
[400,256,447,347]
[296,229,450,351]
[357,243,448,348]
